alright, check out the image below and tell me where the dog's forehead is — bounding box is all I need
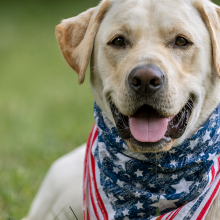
[102,0,201,32]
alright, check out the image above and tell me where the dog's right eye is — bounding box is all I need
[111,37,125,47]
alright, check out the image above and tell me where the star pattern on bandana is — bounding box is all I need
[207,153,216,161]
[134,169,143,177]
[150,196,179,212]
[108,193,118,202]
[135,201,144,209]
[171,174,178,180]
[170,160,177,166]
[115,153,131,171]
[122,209,129,216]
[171,178,194,194]
[117,180,124,187]
[113,167,120,174]
[189,139,199,149]
[138,212,145,217]
[116,137,121,143]
[204,130,211,143]
[134,191,141,198]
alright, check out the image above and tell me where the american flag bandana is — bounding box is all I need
[83,103,220,220]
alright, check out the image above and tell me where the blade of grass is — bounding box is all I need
[69,206,78,220]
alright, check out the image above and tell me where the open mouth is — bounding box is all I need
[110,99,193,150]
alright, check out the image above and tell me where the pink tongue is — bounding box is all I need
[129,110,169,143]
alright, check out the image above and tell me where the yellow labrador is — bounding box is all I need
[25,0,220,219]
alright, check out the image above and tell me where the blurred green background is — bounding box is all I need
[1,0,220,219]
[0,0,99,219]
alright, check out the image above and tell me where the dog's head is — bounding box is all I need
[56,0,220,153]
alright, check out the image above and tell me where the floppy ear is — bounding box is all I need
[55,0,111,84]
[195,0,220,77]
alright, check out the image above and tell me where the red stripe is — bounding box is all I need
[87,209,90,220]
[196,178,220,220]
[217,157,220,173]
[156,213,167,220]
[211,166,215,184]
[169,207,182,220]
[90,131,109,220]
[89,165,101,220]
[83,124,96,220]
[165,211,174,220]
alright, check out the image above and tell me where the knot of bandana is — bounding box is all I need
[83,103,220,220]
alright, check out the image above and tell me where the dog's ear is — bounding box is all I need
[55,1,111,84]
[195,0,220,78]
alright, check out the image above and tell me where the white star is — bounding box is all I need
[158,174,164,179]
[108,193,118,202]
[134,169,143,177]
[203,174,208,180]
[171,174,178,180]
[200,152,205,157]
[171,178,194,194]
[209,139,214,146]
[204,130,211,142]
[149,183,155,188]
[134,191,141,198]
[170,160,177,166]
[116,137,121,143]
[105,176,113,182]
[119,195,125,200]
[150,194,158,201]
[122,209,129,216]
[196,158,203,164]
[117,180,124,187]
[187,154,193,160]
[189,139,199,149]
[207,153,216,161]
[136,183,142,188]
[135,201,144,209]
[150,195,178,212]
[159,189,166,195]
[194,182,200,187]
[115,153,131,171]
[113,167,120,174]
[138,212,145,217]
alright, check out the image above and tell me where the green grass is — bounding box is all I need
[1,0,220,219]
[0,0,98,219]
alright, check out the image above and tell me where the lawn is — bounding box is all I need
[0,0,98,219]
[1,0,220,219]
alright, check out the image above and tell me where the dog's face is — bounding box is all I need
[56,0,220,153]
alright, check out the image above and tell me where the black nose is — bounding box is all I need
[128,65,165,95]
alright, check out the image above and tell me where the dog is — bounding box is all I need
[24,0,220,219]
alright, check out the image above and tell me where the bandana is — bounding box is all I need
[83,103,220,220]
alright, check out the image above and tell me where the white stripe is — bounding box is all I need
[89,136,101,220]
[191,173,220,220]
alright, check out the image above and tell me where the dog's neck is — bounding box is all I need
[90,102,220,219]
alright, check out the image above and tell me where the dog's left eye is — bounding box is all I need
[175,36,188,46]
[111,37,125,47]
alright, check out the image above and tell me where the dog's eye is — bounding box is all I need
[175,36,188,46]
[111,37,125,47]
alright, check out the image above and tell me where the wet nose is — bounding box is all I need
[128,65,165,95]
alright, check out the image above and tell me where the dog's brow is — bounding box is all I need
[110,23,134,36]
